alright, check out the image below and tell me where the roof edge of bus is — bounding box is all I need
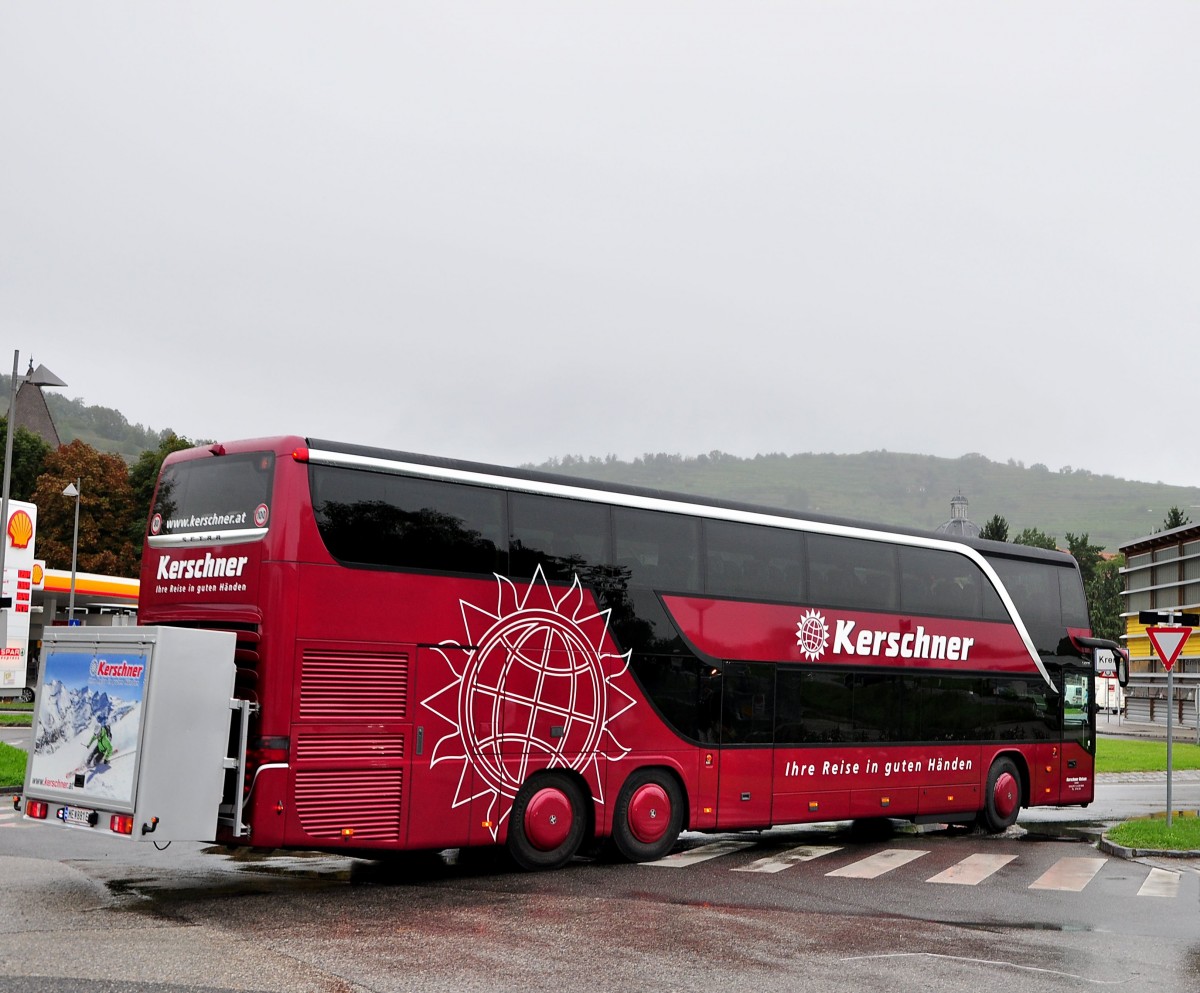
[281,436,1075,568]
[162,435,1076,569]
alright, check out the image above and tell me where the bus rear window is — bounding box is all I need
[150,452,275,539]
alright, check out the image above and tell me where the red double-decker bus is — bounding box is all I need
[139,436,1112,869]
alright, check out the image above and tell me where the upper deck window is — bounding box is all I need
[705,520,805,602]
[311,466,506,575]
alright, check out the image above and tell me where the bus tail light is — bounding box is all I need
[26,799,48,819]
[291,447,310,463]
[110,815,135,835]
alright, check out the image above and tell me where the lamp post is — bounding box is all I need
[62,479,81,624]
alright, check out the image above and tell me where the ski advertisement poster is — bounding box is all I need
[27,645,147,809]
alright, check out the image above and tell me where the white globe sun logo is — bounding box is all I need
[796,608,830,661]
[421,566,635,841]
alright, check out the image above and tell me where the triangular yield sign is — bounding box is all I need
[1146,625,1191,672]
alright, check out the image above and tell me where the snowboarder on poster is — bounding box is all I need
[86,722,114,768]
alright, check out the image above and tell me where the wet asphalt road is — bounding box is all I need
[4,719,1200,992]
[3,807,1199,993]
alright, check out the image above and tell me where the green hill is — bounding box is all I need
[5,372,1191,552]
[528,450,1194,553]
[2,374,171,461]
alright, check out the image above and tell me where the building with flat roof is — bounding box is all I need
[1120,524,1200,727]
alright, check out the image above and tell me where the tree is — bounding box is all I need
[978,515,1009,542]
[1087,556,1124,642]
[1064,532,1104,586]
[0,418,53,500]
[1012,527,1057,551]
[31,439,139,576]
[126,432,196,554]
[1159,506,1191,532]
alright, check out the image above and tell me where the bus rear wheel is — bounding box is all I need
[506,773,587,871]
[978,757,1022,833]
[612,768,685,863]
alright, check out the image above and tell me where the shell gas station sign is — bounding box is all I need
[1,499,37,693]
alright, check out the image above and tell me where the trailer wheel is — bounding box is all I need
[20,687,34,704]
[612,768,685,863]
[978,756,1022,833]
[506,772,587,871]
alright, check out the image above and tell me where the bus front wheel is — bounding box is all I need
[506,772,587,871]
[612,768,685,863]
[978,757,1022,833]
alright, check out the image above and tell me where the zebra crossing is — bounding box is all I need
[0,804,1190,900]
[646,837,1187,899]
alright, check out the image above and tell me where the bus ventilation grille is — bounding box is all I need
[295,733,405,761]
[299,649,408,722]
[294,769,402,842]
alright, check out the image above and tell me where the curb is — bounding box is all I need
[1098,835,1200,860]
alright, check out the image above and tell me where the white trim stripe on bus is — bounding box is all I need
[303,446,1053,687]
[148,527,268,549]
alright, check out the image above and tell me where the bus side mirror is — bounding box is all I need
[1116,652,1128,687]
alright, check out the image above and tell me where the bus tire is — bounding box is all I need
[506,772,587,871]
[20,687,34,704]
[978,757,1022,833]
[612,768,685,863]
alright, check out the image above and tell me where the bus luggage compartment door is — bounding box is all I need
[716,662,774,829]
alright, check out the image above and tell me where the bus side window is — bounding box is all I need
[809,534,897,611]
[613,508,700,592]
[510,493,611,582]
[899,546,984,619]
[721,662,774,745]
[704,520,805,602]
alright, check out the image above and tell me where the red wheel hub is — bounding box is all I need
[627,783,671,844]
[992,771,1018,820]
[524,787,573,851]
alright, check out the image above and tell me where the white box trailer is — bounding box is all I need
[1094,648,1126,715]
[19,627,247,843]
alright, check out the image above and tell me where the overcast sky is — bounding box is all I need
[3,3,1197,486]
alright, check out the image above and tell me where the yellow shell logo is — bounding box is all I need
[7,510,33,549]
[31,562,44,586]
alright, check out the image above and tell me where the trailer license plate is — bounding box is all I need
[59,806,96,828]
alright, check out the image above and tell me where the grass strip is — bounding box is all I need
[1106,814,1200,852]
[0,741,27,789]
[1096,737,1200,773]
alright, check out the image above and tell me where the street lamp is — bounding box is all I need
[62,479,81,624]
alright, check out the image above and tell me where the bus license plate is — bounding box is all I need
[59,806,96,828]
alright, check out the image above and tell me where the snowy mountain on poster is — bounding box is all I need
[34,678,137,755]
[31,678,141,802]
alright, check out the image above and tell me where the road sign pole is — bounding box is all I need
[1166,666,1173,826]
